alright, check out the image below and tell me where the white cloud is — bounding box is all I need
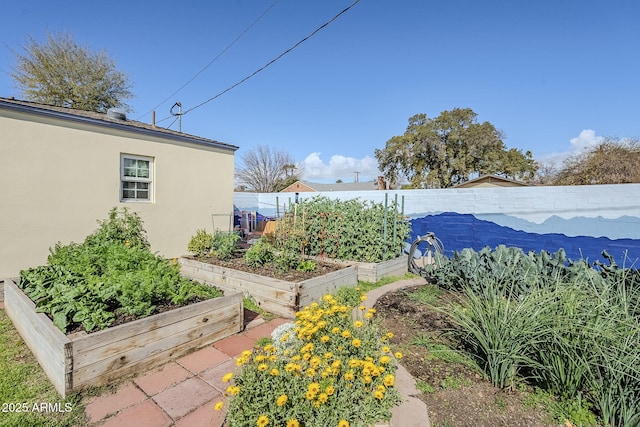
[537,129,604,167]
[569,129,604,152]
[300,152,380,183]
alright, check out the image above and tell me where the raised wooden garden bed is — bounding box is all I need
[307,255,408,283]
[178,257,358,318]
[4,278,243,397]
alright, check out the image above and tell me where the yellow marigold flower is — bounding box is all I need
[303,352,311,361]
[374,390,384,400]
[331,360,341,369]
[324,352,333,359]
[353,321,364,328]
[352,338,362,348]
[382,345,391,353]
[325,385,335,395]
[323,294,334,302]
[241,349,253,358]
[226,385,240,396]
[383,374,395,387]
[222,372,233,383]
[270,368,280,376]
[292,355,301,361]
[321,335,330,343]
[308,382,320,394]
[306,368,317,377]
[318,392,329,403]
[380,355,391,365]
[341,330,352,339]
[349,359,360,368]
[395,351,403,359]
[377,384,386,392]
[256,415,269,427]
[331,327,341,334]
[277,394,288,406]
[306,390,316,400]
[257,363,269,372]
[363,375,372,384]
[287,420,300,427]
[344,370,355,381]
[301,343,314,353]
[386,332,394,339]
[281,333,290,342]
[360,295,367,301]
[214,401,224,411]
[339,420,350,427]
[358,305,366,311]
[255,355,266,362]
[236,357,248,367]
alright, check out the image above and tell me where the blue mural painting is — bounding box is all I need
[410,212,640,267]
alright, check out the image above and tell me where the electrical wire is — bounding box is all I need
[137,0,280,121]
[155,0,361,124]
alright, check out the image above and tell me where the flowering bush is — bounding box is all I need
[217,292,402,427]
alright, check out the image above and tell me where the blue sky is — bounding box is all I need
[1,1,638,183]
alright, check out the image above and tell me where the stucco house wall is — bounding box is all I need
[0,99,237,278]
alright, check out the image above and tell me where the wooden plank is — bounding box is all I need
[71,304,241,389]
[71,315,241,390]
[71,292,240,354]
[72,296,241,368]
[4,279,70,396]
[299,266,358,307]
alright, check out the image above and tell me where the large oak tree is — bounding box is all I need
[375,108,537,188]
[11,32,132,113]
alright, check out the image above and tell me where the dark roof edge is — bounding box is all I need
[0,99,239,152]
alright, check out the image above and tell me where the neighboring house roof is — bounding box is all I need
[454,174,530,188]
[280,180,381,192]
[0,97,238,152]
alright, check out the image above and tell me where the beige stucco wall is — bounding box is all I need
[0,108,236,278]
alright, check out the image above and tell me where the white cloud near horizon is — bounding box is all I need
[537,129,604,167]
[300,152,380,183]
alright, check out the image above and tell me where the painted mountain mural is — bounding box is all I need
[410,212,640,267]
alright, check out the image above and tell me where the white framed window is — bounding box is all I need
[120,154,153,202]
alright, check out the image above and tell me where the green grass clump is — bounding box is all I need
[0,310,87,426]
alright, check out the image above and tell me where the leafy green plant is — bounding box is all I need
[245,238,276,268]
[296,259,317,272]
[187,229,214,256]
[273,196,410,263]
[18,209,223,333]
[211,231,241,260]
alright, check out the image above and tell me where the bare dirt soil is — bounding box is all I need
[188,253,346,281]
[374,283,565,427]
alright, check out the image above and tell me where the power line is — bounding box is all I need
[137,0,280,121]
[165,0,361,121]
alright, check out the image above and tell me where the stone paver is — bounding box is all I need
[98,400,172,427]
[133,362,192,396]
[174,398,226,427]
[85,382,147,423]
[199,358,239,393]
[212,334,255,357]
[152,376,219,420]
[243,317,289,340]
[176,345,231,373]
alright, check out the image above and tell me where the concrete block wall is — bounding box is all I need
[234,183,640,267]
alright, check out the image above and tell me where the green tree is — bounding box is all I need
[375,108,537,188]
[11,32,132,112]
[554,138,640,185]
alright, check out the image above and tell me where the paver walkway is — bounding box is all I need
[83,316,290,426]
